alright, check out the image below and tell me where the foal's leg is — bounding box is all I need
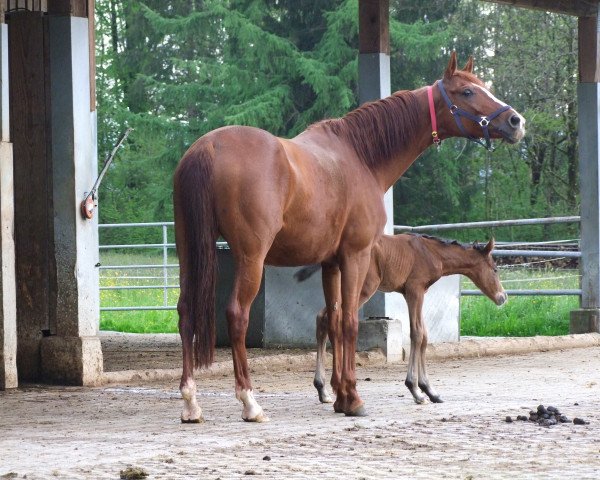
[314,308,333,403]
[417,328,443,403]
[322,264,343,412]
[178,282,203,423]
[404,289,428,404]
[227,257,269,422]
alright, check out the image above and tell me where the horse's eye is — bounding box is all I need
[463,88,473,97]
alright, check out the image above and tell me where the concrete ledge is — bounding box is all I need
[427,333,600,361]
[99,333,600,385]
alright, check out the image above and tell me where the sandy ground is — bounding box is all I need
[1,346,599,479]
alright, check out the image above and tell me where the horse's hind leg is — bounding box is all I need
[404,289,428,404]
[417,329,443,403]
[227,257,269,422]
[178,286,203,422]
[314,308,333,403]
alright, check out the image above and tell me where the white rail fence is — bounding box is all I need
[99,216,581,313]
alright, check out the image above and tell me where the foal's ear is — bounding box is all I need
[483,238,495,255]
[444,51,458,80]
[462,56,474,73]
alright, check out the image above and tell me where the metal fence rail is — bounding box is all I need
[99,216,582,313]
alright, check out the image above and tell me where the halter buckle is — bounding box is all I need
[449,104,459,114]
[479,117,490,127]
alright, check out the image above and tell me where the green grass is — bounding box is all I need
[99,251,179,333]
[460,268,579,336]
[100,252,581,337]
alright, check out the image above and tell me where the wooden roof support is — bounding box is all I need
[579,15,600,82]
[47,0,87,17]
[359,0,389,55]
[480,0,599,17]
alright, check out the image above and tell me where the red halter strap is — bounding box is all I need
[427,85,441,148]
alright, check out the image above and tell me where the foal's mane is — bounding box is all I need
[409,233,486,253]
[316,91,421,170]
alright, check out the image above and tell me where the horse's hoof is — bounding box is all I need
[333,399,346,413]
[181,416,204,424]
[243,411,270,423]
[430,396,444,404]
[414,397,429,405]
[345,404,368,417]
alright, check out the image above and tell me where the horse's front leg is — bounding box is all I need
[314,308,333,403]
[338,251,371,417]
[404,288,428,404]
[227,257,269,422]
[321,263,342,411]
[417,328,443,403]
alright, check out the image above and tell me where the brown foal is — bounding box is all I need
[306,234,506,406]
[173,53,524,423]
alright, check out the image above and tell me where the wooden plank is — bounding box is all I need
[579,16,600,82]
[8,11,51,380]
[359,0,389,55]
[480,0,599,17]
[47,0,87,17]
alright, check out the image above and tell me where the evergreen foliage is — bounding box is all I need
[95,0,579,245]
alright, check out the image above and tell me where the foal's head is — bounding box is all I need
[436,52,525,146]
[467,238,507,306]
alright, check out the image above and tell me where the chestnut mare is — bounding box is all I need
[297,234,506,406]
[173,53,525,423]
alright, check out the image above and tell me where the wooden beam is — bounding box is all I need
[579,16,600,82]
[359,0,389,55]
[47,0,87,17]
[479,0,599,17]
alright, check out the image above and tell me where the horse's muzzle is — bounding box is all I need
[498,111,526,144]
[495,292,508,306]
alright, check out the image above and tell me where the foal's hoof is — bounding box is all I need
[430,396,444,404]
[345,404,368,417]
[181,416,204,424]
[243,411,270,423]
[318,390,334,404]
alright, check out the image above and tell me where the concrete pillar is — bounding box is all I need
[39,14,103,385]
[357,0,403,360]
[9,6,102,384]
[571,13,600,334]
[0,19,17,389]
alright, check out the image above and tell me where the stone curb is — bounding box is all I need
[101,333,600,385]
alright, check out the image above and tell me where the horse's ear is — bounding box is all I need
[472,240,479,249]
[463,56,474,73]
[483,238,495,255]
[444,51,458,80]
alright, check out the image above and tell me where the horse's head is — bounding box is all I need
[467,238,507,306]
[433,52,525,149]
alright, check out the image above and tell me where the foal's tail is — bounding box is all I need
[173,143,218,368]
[294,264,321,282]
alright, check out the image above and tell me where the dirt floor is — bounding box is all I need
[1,345,599,479]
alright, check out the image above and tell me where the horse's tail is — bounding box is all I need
[173,143,218,369]
[294,264,321,282]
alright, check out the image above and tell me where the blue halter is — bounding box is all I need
[436,80,512,151]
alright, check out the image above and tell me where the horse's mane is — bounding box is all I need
[408,233,486,252]
[316,91,421,170]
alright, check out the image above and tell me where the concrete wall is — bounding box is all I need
[214,248,461,351]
